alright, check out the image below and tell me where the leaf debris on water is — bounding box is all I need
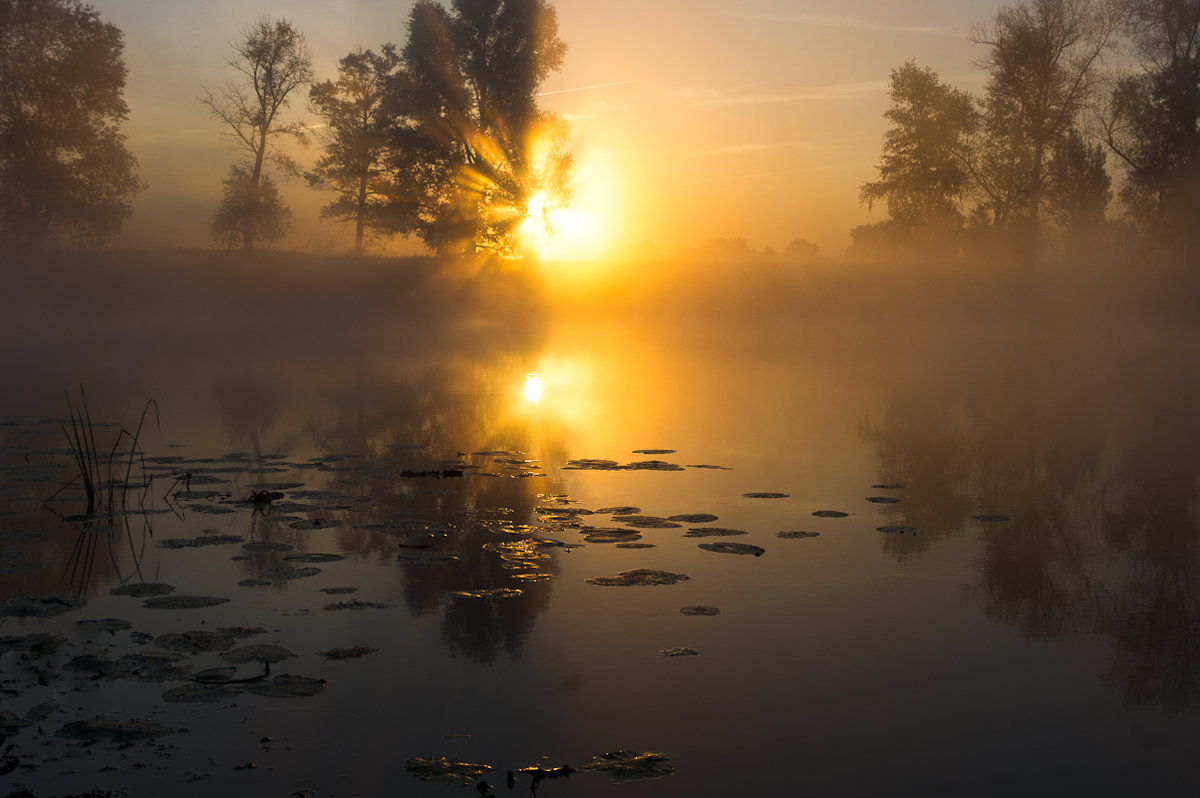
[580,750,676,782]
[698,541,765,556]
[405,756,492,785]
[586,569,690,587]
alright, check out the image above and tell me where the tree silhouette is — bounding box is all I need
[1103,0,1200,254]
[201,16,313,250]
[970,0,1116,261]
[307,47,402,252]
[211,166,292,249]
[381,0,572,257]
[0,0,142,253]
[858,61,977,261]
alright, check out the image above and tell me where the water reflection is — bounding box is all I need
[861,329,1200,708]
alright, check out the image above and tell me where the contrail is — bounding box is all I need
[538,81,631,97]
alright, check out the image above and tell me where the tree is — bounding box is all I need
[201,16,313,250]
[0,0,142,253]
[211,166,292,249]
[1103,0,1200,245]
[859,61,977,260]
[971,0,1117,259]
[382,0,571,257]
[308,46,402,252]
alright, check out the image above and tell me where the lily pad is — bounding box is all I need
[878,525,917,534]
[448,588,523,599]
[657,647,701,657]
[241,541,294,553]
[263,563,321,581]
[56,717,174,743]
[110,582,174,598]
[866,496,901,504]
[162,682,244,703]
[317,646,378,660]
[632,449,675,454]
[593,506,641,515]
[193,667,238,683]
[698,541,765,556]
[405,756,492,786]
[319,586,357,595]
[76,618,133,634]
[282,552,345,563]
[580,751,676,783]
[0,709,32,734]
[221,644,297,665]
[324,599,389,611]
[873,483,906,489]
[155,630,236,653]
[777,530,820,539]
[612,515,682,529]
[586,569,690,587]
[288,518,343,530]
[157,534,244,549]
[0,594,86,618]
[143,595,230,610]
[616,542,655,549]
[0,632,67,654]
[582,528,643,543]
[812,510,849,518]
[244,674,326,697]
[743,492,789,499]
[668,513,718,523]
[683,527,748,538]
[679,605,721,616]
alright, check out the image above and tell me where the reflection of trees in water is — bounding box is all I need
[293,352,570,663]
[860,333,1200,707]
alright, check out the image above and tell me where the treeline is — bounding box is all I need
[854,0,1200,267]
[0,0,567,257]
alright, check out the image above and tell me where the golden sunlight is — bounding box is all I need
[519,148,621,260]
[524,372,544,403]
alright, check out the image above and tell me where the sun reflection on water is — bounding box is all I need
[524,372,543,403]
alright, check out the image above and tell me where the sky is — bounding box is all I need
[95,0,1007,257]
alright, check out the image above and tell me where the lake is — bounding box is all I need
[1,253,1198,796]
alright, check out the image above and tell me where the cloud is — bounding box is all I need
[686,163,857,186]
[668,79,888,107]
[538,80,631,98]
[746,13,964,38]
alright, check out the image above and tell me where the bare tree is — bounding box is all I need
[200,16,313,250]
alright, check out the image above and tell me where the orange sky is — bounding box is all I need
[97,0,1003,258]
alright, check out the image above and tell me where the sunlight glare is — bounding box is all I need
[524,372,543,403]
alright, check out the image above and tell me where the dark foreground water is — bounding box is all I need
[1,255,1198,797]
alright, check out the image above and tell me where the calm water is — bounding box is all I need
[1,258,1198,796]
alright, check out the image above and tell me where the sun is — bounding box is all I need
[518,149,620,260]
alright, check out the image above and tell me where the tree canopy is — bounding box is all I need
[0,0,142,253]
[379,0,571,257]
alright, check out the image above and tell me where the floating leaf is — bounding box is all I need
[76,618,132,634]
[877,525,917,534]
[56,717,174,743]
[405,756,492,786]
[683,527,747,538]
[668,513,718,523]
[143,595,229,610]
[448,588,523,599]
[679,605,721,616]
[241,541,294,553]
[657,647,701,657]
[743,492,789,499]
[632,449,676,454]
[282,552,345,563]
[612,515,681,529]
[593,506,641,515]
[221,644,297,665]
[580,751,675,783]
[866,496,901,504]
[317,646,378,660]
[244,674,326,698]
[698,542,765,556]
[111,582,174,598]
[777,530,820,539]
[812,510,849,518]
[586,569,690,587]
[162,682,243,703]
[155,630,236,653]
